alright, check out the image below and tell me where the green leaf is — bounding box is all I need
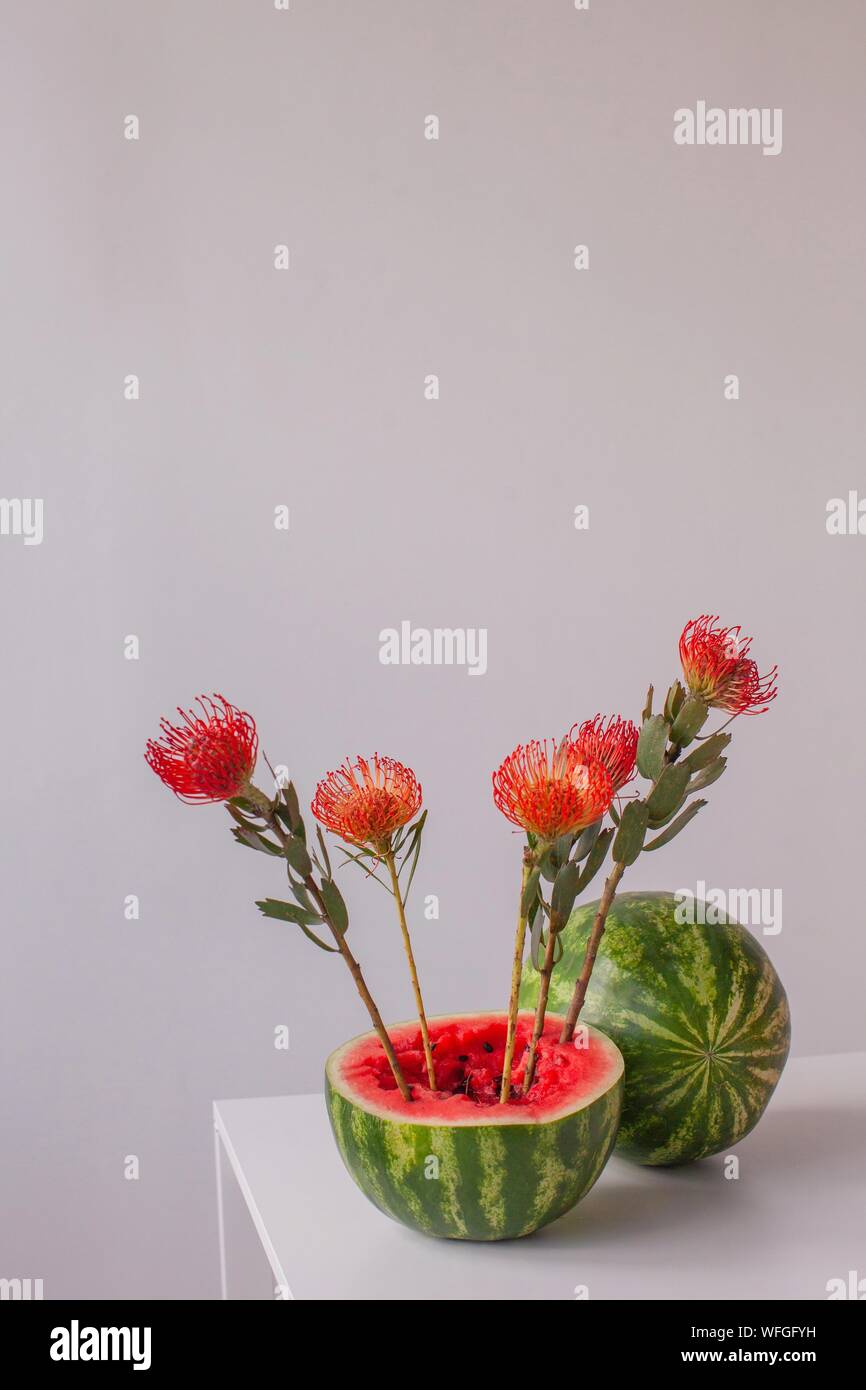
[608,801,621,827]
[289,879,316,914]
[539,847,559,883]
[529,913,546,971]
[636,715,668,780]
[643,800,707,851]
[688,757,727,792]
[670,695,709,748]
[646,763,690,820]
[612,800,649,866]
[231,826,283,856]
[521,866,542,918]
[229,796,260,817]
[642,684,654,723]
[551,862,580,924]
[576,827,614,893]
[255,898,321,927]
[283,834,312,878]
[297,921,340,953]
[315,826,332,879]
[280,781,304,833]
[572,817,602,862]
[663,680,686,724]
[319,878,348,934]
[683,732,732,772]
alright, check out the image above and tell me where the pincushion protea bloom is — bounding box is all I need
[312,755,423,852]
[679,615,778,716]
[493,738,614,843]
[145,694,258,803]
[571,714,639,794]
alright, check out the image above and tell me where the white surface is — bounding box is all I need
[214,1052,866,1301]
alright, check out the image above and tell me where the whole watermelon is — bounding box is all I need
[519,891,791,1165]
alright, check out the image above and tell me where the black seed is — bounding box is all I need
[458,1054,469,1062]
[483,1042,493,1053]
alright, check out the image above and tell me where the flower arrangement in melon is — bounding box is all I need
[145,616,786,1240]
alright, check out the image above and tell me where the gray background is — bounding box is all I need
[2,1,864,1299]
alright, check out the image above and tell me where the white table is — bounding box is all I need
[213,1052,865,1301]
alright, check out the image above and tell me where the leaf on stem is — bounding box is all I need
[521,866,542,918]
[576,826,614,893]
[636,715,668,780]
[646,763,690,820]
[612,800,649,866]
[319,878,349,934]
[683,732,732,773]
[572,817,602,863]
[670,695,709,748]
[231,826,283,856]
[643,800,707,851]
[688,757,727,793]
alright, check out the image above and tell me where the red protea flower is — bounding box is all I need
[571,714,639,793]
[679,616,778,716]
[145,694,258,804]
[492,738,614,842]
[312,754,422,851]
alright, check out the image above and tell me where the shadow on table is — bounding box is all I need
[538,1100,864,1247]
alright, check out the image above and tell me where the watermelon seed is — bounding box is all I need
[458,1054,469,1062]
[483,1041,493,1053]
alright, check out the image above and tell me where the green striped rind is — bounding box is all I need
[519,892,791,1166]
[325,1019,623,1241]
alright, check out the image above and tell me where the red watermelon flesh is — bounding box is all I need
[336,1011,620,1122]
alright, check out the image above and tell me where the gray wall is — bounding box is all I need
[2,1,864,1298]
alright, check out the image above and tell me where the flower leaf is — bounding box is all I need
[642,684,654,723]
[572,817,602,863]
[612,800,649,866]
[282,833,312,878]
[664,680,686,724]
[683,732,732,773]
[319,878,349,935]
[688,757,727,793]
[521,866,542,918]
[551,862,581,924]
[643,800,707,851]
[670,695,709,748]
[231,826,283,856]
[636,715,668,780]
[255,898,321,927]
[576,827,614,893]
[646,763,690,820]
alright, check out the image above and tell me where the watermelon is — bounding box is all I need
[325,1011,623,1240]
[519,891,791,1166]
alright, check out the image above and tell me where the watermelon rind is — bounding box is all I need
[519,891,791,1166]
[325,1012,624,1241]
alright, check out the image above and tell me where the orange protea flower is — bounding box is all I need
[312,754,422,851]
[492,738,614,842]
[145,694,258,804]
[571,714,639,793]
[679,615,778,716]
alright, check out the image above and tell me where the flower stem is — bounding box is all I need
[383,849,437,1090]
[254,787,412,1102]
[499,848,534,1103]
[559,860,625,1043]
[522,904,564,1094]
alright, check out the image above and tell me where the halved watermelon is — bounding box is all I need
[325,1011,623,1240]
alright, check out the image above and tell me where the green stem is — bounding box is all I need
[384,849,437,1090]
[249,783,412,1102]
[500,849,534,1103]
[522,906,563,1093]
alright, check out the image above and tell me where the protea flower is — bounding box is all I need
[679,616,778,716]
[492,738,614,843]
[571,714,639,794]
[145,694,258,803]
[312,755,422,853]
